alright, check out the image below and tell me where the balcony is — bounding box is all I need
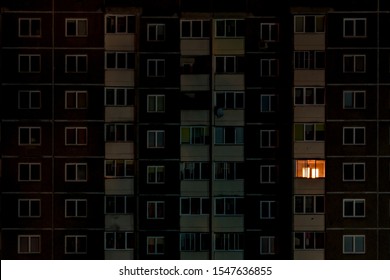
[214,110,244,126]
[105,142,134,159]
[213,180,244,196]
[105,69,134,87]
[181,181,209,196]
[214,146,244,161]
[105,250,134,260]
[294,214,325,231]
[181,110,209,125]
[181,74,210,91]
[105,214,134,230]
[213,216,244,232]
[105,34,135,51]
[294,106,325,122]
[294,33,325,50]
[181,39,210,55]
[294,70,325,86]
[105,178,134,195]
[294,142,325,158]
[181,145,209,161]
[213,38,245,55]
[105,107,134,122]
[214,74,245,91]
[180,215,209,231]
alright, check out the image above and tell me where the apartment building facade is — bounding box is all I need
[0,0,389,260]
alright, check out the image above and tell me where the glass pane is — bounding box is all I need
[355,236,365,253]
[78,20,87,35]
[216,20,225,37]
[295,16,304,32]
[294,124,304,141]
[181,21,190,37]
[192,21,201,37]
[344,236,353,253]
[295,196,304,213]
[180,198,190,214]
[31,20,41,36]
[67,20,76,36]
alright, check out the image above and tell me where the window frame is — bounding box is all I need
[105,52,134,69]
[180,20,210,38]
[104,232,134,250]
[147,95,165,112]
[214,233,243,251]
[260,23,279,42]
[18,54,41,73]
[294,195,325,214]
[260,201,276,219]
[180,126,208,145]
[343,18,367,38]
[65,235,87,254]
[260,165,277,184]
[260,236,275,255]
[343,90,366,109]
[147,130,165,149]
[294,15,325,33]
[18,127,41,145]
[65,90,87,109]
[214,162,244,180]
[147,23,165,41]
[260,130,278,148]
[215,19,245,38]
[19,18,41,37]
[147,236,164,255]
[146,201,165,219]
[215,197,244,216]
[343,235,365,254]
[147,59,165,77]
[294,123,325,142]
[147,166,165,184]
[105,15,135,34]
[104,123,133,142]
[65,127,87,146]
[294,232,324,250]
[295,159,326,179]
[343,54,366,73]
[215,91,244,109]
[65,199,87,218]
[343,199,365,218]
[104,160,134,178]
[18,163,41,182]
[294,87,325,105]
[214,127,244,145]
[260,94,276,113]
[18,199,41,218]
[65,163,87,182]
[65,55,88,73]
[180,197,210,215]
[105,88,133,106]
[18,90,41,109]
[260,58,278,77]
[104,196,132,214]
[180,162,210,181]
[343,162,365,182]
[343,127,365,145]
[65,18,88,37]
[18,235,40,254]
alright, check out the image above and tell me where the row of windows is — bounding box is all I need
[16,233,366,255]
[14,161,369,182]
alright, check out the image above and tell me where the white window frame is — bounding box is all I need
[18,163,41,182]
[65,163,87,182]
[147,236,164,255]
[180,197,209,215]
[343,127,365,145]
[343,235,365,254]
[147,24,165,41]
[294,87,325,105]
[18,90,41,109]
[343,199,365,218]
[343,18,366,38]
[343,163,365,181]
[18,199,41,218]
[104,232,134,250]
[65,199,87,218]
[18,235,40,254]
[65,55,87,73]
[343,90,365,109]
[214,233,243,251]
[215,56,237,73]
[214,127,244,145]
[260,165,276,184]
[343,55,366,73]
[180,162,210,181]
[147,59,165,77]
[294,15,325,33]
[147,201,165,219]
[104,196,132,214]
[104,160,133,178]
[215,19,245,38]
[294,195,325,214]
[295,160,326,179]
[180,126,208,144]
[105,52,133,69]
[260,130,277,148]
[18,127,41,145]
[214,162,244,180]
[294,232,324,250]
[294,123,325,142]
[260,236,275,255]
[65,127,87,146]
[65,235,87,254]
[105,88,132,106]
[105,15,135,34]
[260,94,276,112]
[260,201,276,219]
[105,123,132,142]
[147,166,165,184]
[260,23,278,42]
[147,95,165,112]
[19,18,41,37]
[215,197,243,215]
[180,20,209,38]
[215,91,244,109]
[65,18,88,37]
[18,54,41,73]
[260,59,278,77]
[147,130,165,148]
[65,91,87,109]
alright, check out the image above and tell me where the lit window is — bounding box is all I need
[295,160,325,178]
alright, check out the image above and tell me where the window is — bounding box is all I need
[343,235,365,254]
[260,236,275,255]
[19,55,40,73]
[105,232,134,250]
[260,23,278,42]
[343,127,365,145]
[147,95,165,112]
[260,94,276,112]
[343,163,365,181]
[105,52,134,69]
[65,163,87,182]
[65,235,87,254]
[180,233,210,251]
[19,163,41,181]
[294,124,325,141]
[18,235,40,254]
[18,199,40,217]
[260,59,278,77]
[215,233,243,251]
[215,197,244,215]
[105,123,133,142]
[147,130,165,148]
[105,196,132,214]
[294,232,324,249]
[343,90,365,109]
[147,166,165,184]
[295,160,325,178]
[181,127,208,144]
[180,162,210,180]
[294,51,325,69]
[260,130,277,148]
[294,87,325,105]
[147,201,165,219]
[344,18,366,37]
[215,127,244,144]
[343,199,365,217]
[147,59,165,77]
[66,18,87,36]
[19,127,40,145]
[147,236,164,255]
[215,19,244,37]
[65,55,87,73]
[19,18,41,37]
[105,160,134,178]
[294,196,325,214]
[147,24,165,41]
[215,91,244,109]
[65,199,87,217]
[214,162,244,180]
[294,15,325,33]
[215,56,244,73]
[181,20,210,38]
[65,91,87,109]
[180,197,210,215]
[65,127,87,145]
[343,55,365,73]
[106,15,135,33]
[260,165,277,183]
[18,90,41,109]
[105,88,133,106]
[260,201,276,219]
